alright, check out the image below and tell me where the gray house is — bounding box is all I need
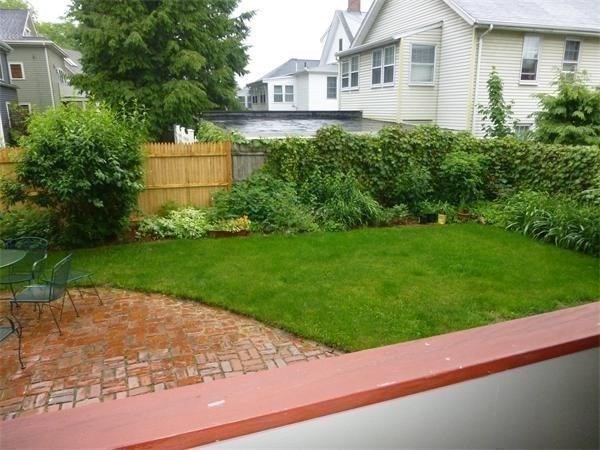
[0,9,86,119]
[0,40,18,147]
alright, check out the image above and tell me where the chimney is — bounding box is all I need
[348,0,361,12]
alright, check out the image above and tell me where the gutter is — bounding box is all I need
[43,45,56,108]
[471,24,493,134]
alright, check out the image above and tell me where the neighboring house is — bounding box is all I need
[0,40,18,147]
[236,86,251,109]
[337,0,600,136]
[0,9,87,118]
[247,0,367,111]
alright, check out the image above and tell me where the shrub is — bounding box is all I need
[137,207,210,240]
[439,151,488,206]
[212,171,318,234]
[0,207,56,243]
[477,67,515,138]
[378,204,411,226]
[195,120,246,144]
[1,105,145,247]
[300,172,383,231]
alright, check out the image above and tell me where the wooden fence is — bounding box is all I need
[0,142,233,215]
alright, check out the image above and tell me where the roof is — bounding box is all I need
[250,59,321,84]
[63,48,83,74]
[4,38,69,57]
[341,10,367,38]
[445,0,600,33]
[354,0,600,46]
[0,9,31,40]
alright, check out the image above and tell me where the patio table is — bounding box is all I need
[0,249,26,269]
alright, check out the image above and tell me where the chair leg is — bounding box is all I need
[15,319,24,370]
[67,290,79,317]
[48,303,62,335]
[90,276,103,305]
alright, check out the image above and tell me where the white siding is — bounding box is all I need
[339,47,400,122]
[266,77,297,111]
[473,31,600,136]
[295,72,310,110]
[400,28,442,122]
[321,19,353,66]
[307,72,339,110]
[341,0,475,129]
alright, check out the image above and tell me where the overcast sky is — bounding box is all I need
[28,0,374,87]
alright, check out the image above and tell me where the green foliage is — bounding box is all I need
[439,151,488,205]
[0,0,33,10]
[212,172,318,234]
[477,67,515,138]
[6,103,31,146]
[378,204,411,226]
[69,0,253,139]
[37,21,79,50]
[1,105,145,247]
[0,207,55,243]
[137,207,209,240]
[195,120,246,144]
[488,191,600,255]
[300,172,382,231]
[534,72,600,145]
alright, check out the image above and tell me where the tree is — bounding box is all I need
[69,0,253,140]
[37,21,79,50]
[477,67,515,138]
[534,72,600,146]
[0,0,33,11]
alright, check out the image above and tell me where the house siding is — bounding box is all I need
[0,83,18,145]
[266,77,297,111]
[307,72,338,110]
[295,72,310,110]
[7,45,54,110]
[473,31,600,136]
[342,0,475,129]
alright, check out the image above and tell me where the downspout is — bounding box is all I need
[43,45,56,108]
[471,24,493,134]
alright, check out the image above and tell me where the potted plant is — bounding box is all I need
[435,201,453,225]
[417,201,438,224]
[207,215,251,238]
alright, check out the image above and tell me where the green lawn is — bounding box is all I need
[71,224,598,351]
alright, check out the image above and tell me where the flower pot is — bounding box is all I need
[419,213,437,224]
[208,230,249,238]
[437,214,447,225]
[457,211,471,223]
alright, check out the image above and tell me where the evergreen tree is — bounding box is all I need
[69,0,252,140]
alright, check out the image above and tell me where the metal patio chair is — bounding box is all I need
[66,269,103,306]
[0,237,48,299]
[0,315,23,369]
[11,254,75,335]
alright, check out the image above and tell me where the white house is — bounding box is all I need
[337,0,600,136]
[247,0,367,112]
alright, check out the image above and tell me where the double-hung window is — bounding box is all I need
[274,85,283,102]
[372,46,395,86]
[562,39,581,73]
[520,35,540,81]
[327,76,337,99]
[285,85,294,102]
[410,44,435,84]
[341,55,359,90]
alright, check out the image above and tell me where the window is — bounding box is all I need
[327,76,337,99]
[285,85,294,102]
[342,55,359,90]
[0,59,3,81]
[410,44,435,84]
[5,102,31,128]
[252,95,257,104]
[514,123,532,140]
[562,39,581,73]
[339,39,343,52]
[260,93,266,104]
[372,46,395,86]
[520,35,540,81]
[9,63,24,80]
[274,85,283,102]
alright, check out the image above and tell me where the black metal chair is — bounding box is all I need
[11,254,75,335]
[66,270,103,306]
[0,237,48,298]
[0,316,23,369]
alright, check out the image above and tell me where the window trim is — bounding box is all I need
[8,62,25,81]
[273,85,283,103]
[562,38,581,74]
[0,59,3,81]
[341,55,359,91]
[408,43,436,86]
[284,85,294,103]
[371,45,395,88]
[520,34,542,84]
[327,76,337,99]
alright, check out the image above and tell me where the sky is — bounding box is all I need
[27,0,375,87]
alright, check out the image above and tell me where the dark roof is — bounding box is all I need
[251,59,320,84]
[0,9,30,40]
[63,48,83,74]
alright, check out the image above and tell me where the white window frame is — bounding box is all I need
[327,76,337,99]
[514,122,533,140]
[562,38,581,74]
[341,55,359,91]
[8,62,25,81]
[371,46,395,88]
[409,43,436,86]
[284,85,294,103]
[520,34,541,84]
[274,85,283,103]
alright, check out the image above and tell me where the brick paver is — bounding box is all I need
[0,289,342,420]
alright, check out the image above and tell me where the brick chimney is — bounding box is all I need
[348,0,361,12]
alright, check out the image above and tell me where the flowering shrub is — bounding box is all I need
[207,215,251,232]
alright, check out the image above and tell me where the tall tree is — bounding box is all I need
[0,0,33,10]
[37,21,79,50]
[69,0,253,140]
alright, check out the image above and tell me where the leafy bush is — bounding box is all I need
[0,207,56,243]
[206,215,251,233]
[534,72,600,146]
[0,105,145,247]
[439,151,488,205]
[137,207,210,240]
[195,120,246,144]
[300,172,382,231]
[212,171,318,234]
[477,67,515,138]
[378,204,411,226]
[485,192,599,255]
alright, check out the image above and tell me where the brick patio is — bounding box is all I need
[0,288,342,421]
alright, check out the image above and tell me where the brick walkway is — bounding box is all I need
[0,289,342,420]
